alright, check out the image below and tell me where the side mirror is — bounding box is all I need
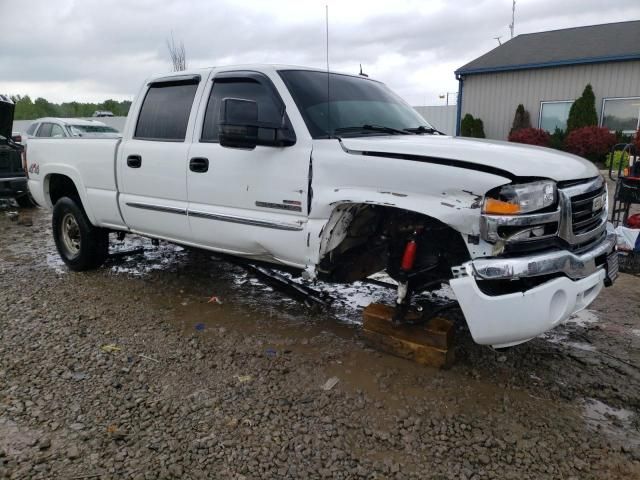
[219,98,295,149]
[219,98,259,149]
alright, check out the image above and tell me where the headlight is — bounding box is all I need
[483,180,556,215]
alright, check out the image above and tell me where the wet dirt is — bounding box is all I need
[1,206,640,479]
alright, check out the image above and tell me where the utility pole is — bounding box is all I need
[509,0,516,39]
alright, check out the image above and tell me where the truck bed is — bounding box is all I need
[27,137,127,229]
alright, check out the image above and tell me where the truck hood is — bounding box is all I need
[339,135,599,182]
[0,95,14,143]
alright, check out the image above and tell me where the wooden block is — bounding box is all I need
[362,303,455,369]
[363,304,454,350]
[363,329,454,369]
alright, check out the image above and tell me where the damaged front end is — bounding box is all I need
[316,203,471,324]
[450,176,617,347]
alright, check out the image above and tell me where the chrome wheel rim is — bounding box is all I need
[61,213,81,258]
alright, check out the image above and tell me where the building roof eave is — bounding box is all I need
[455,53,640,76]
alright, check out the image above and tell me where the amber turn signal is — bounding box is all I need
[483,198,521,215]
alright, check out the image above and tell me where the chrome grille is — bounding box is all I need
[558,176,607,249]
[570,184,605,235]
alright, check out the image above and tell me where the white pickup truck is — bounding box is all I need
[26,65,618,348]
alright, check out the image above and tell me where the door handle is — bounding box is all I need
[189,157,209,173]
[127,155,142,168]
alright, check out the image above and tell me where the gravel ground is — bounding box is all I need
[1,206,640,480]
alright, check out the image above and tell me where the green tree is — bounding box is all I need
[8,95,131,120]
[567,84,598,132]
[460,114,475,137]
[472,118,486,138]
[13,95,36,120]
[510,104,531,133]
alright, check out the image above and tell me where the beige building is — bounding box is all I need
[455,21,640,140]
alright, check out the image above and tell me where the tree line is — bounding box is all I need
[10,95,131,120]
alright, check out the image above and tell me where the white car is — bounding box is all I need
[23,118,120,146]
[25,65,617,348]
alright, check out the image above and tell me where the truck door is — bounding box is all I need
[186,71,311,267]
[118,75,202,241]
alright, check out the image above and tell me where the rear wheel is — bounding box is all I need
[52,196,108,271]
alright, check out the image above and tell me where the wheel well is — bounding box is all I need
[47,174,80,206]
[317,204,470,287]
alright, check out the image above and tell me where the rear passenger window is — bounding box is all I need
[36,123,53,137]
[201,78,284,143]
[134,80,199,141]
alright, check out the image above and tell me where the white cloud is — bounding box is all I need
[1,0,639,104]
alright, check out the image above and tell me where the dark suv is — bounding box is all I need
[0,95,33,207]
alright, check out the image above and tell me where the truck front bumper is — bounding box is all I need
[0,176,28,198]
[450,224,616,348]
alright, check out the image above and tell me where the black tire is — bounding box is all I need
[15,192,37,208]
[52,196,109,271]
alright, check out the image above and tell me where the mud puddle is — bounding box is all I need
[582,398,640,448]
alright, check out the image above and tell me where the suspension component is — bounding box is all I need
[394,231,419,325]
[400,236,418,271]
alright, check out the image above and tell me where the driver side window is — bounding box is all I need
[201,78,283,143]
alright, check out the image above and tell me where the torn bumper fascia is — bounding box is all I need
[449,224,616,348]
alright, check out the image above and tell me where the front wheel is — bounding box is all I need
[52,196,109,271]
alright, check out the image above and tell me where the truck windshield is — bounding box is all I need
[278,70,433,139]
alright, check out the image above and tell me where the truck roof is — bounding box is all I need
[144,64,380,84]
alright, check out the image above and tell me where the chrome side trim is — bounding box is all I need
[462,223,616,281]
[188,210,304,231]
[125,202,187,215]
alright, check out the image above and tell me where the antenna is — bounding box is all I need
[509,0,516,39]
[359,64,368,77]
[494,36,502,46]
[325,4,331,139]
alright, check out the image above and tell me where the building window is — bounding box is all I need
[601,97,640,134]
[539,101,572,133]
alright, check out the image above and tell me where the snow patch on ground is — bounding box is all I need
[566,309,599,327]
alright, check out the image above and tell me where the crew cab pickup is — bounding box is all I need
[26,65,617,348]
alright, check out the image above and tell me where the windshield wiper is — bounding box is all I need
[334,124,411,136]
[403,126,443,135]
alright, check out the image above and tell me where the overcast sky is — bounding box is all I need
[2,0,639,106]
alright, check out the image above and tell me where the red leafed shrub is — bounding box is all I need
[508,128,551,147]
[564,126,616,162]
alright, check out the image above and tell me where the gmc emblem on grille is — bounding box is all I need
[592,194,605,212]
